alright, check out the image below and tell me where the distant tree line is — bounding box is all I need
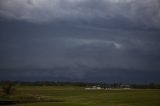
[0,80,160,89]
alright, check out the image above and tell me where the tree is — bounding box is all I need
[1,81,15,95]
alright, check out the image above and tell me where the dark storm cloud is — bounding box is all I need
[0,0,160,82]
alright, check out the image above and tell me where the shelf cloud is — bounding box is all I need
[0,0,160,82]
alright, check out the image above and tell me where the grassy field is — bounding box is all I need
[1,86,160,106]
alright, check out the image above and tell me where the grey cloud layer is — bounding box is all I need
[0,0,160,28]
[0,24,160,71]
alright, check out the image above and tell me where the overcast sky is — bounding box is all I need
[0,0,160,83]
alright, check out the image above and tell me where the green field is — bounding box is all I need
[1,86,160,106]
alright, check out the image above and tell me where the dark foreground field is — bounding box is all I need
[1,86,160,106]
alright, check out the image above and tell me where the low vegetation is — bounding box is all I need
[0,81,160,106]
